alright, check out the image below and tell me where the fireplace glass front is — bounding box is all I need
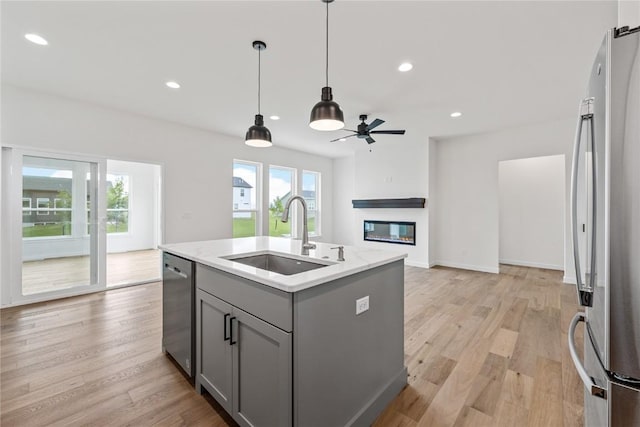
[363,220,416,246]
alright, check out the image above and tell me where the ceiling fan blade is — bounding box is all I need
[366,136,376,144]
[369,130,406,135]
[366,119,385,131]
[330,134,357,142]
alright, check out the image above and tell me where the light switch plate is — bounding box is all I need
[356,296,369,315]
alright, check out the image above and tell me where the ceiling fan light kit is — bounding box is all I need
[309,0,344,131]
[245,40,273,148]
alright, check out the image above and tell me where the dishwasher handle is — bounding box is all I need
[164,264,188,279]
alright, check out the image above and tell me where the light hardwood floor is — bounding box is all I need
[21,249,161,295]
[0,264,584,426]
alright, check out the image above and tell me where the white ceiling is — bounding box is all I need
[1,1,617,158]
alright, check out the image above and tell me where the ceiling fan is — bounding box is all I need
[330,114,406,144]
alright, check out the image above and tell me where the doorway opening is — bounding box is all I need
[498,155,565,272]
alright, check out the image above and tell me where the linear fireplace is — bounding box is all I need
[363,220,416,246]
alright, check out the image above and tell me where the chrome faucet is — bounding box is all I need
[281,195,316,255]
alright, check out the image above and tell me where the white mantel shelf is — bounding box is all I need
[160,236,407,293]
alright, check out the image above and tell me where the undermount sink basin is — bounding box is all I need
[223,252,332,276]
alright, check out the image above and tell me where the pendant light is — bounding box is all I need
[309,0,344,131]
[245,40,272,147]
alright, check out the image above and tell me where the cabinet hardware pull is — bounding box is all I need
[223,313,230,341]
[229,316,237,345]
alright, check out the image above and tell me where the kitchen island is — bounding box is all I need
[160,236,407,427]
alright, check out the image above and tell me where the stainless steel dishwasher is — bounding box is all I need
[162,252,195,378]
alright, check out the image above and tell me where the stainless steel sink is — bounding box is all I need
[224,253,331,275]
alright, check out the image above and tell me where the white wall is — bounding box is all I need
[619,0,640,27]
[432,119,575,277]
[1,84,334,248]
[498,155,565,270]
[332,139,430,268]
[106,159,160,254]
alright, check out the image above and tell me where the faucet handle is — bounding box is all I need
[331,246,345,261]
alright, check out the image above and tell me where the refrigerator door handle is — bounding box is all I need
[568,312,607,399]
[570,97,595,307]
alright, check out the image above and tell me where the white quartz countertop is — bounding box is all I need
[160,236,407,293]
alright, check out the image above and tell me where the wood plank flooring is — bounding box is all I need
[0,264,584,426]
[21,249,161,295]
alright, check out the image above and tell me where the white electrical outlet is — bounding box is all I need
[356,296,369,315]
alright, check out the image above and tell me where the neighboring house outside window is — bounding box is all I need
[233,161,260,238]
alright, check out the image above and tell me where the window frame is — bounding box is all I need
[22,197,31,216]
[232,160,262,238]
[268,164,297,238]
[36,198,50,216]
[302,170,321,237]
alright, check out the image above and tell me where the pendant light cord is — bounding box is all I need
[258,47,261,114]
[325,0,329,87]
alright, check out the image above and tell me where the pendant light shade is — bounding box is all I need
[245,40,272,147]
[310,87,344,131]
[309,0,344,131]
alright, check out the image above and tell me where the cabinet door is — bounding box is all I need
[196,289,233,414]
[231,309,292,427]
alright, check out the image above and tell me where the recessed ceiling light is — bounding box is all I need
[165,81,180,89]
[450,111,462,118]
[25,33,48,46]
[270,115,280,121]
[398,62,413,72]
[339,138,347,142]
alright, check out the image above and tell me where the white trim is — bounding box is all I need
[302,169,321,237]
[405,260,430,269]
[499,259,564,271]
[0,278,160,308]
[563,275,577,284]
[233,159,262,237]
[432,260,500,274]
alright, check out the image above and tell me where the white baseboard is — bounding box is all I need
[432,261,499,274]
[563,275,577,285]
[405,260,430,269]
[499,259,564,271]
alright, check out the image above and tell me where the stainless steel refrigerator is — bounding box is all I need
[569,26,640,426]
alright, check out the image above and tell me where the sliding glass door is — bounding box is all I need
[7,149,106,303]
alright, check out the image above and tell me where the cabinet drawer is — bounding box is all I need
[196,264,293,332]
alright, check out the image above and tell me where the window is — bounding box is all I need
[22,198,31,216]
[269,166,295,237]
[231,163,321,239]
[303,171,320,236]
[233,161,260,238]
[23,162,74,237]
[106,174,129,233]
[36,198,50,216]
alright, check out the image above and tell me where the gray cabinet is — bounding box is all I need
[195,260,405,427]
[196,288,292,427]
[196,289,232,412]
